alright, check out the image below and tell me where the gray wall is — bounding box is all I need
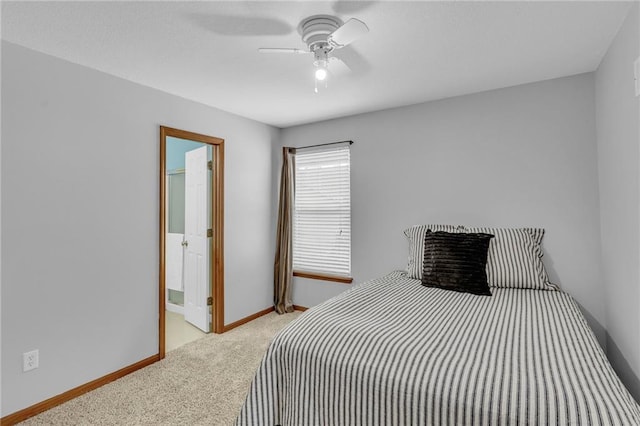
[1,42,278,416]
[0,32,4,417]
[280,73,606,348]
[595,3,640,401]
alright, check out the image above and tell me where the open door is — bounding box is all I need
[183,146,211,332]
[160,126,224,359]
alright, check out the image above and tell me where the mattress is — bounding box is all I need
[237,271,640,425]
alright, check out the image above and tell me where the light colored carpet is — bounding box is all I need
[19,311,302,426]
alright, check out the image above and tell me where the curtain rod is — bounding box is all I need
[295,140,353,150]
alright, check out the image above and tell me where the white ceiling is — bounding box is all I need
[1,1,633,128]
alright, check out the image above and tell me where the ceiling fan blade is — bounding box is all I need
[332,48,371,75]
[190,15,294,36]
[328,56,352,77]
[258,48,309,54]
[328,18,369,48]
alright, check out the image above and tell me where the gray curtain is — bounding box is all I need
[274,147,295,314]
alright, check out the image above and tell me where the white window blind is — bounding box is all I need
[293,144,351,277]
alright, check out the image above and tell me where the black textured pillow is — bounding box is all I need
[422,231,494,296]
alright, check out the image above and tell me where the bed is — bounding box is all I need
[236,271,640,425]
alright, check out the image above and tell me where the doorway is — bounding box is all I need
[159,126,224,358]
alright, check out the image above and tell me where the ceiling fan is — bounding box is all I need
[258,15,369,91]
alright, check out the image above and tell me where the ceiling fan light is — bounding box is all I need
[315,67,328,81]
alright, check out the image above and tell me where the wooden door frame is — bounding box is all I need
[159,126,225,359]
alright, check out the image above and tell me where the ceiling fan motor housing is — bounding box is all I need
[299,15,343,53]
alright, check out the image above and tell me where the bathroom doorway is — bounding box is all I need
[159,126,224,358]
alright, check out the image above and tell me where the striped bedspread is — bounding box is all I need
[237,272,640,425]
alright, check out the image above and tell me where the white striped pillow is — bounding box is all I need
[463,227,558,290]
[404,224,464,279]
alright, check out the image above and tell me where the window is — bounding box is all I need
[293,144,351,282]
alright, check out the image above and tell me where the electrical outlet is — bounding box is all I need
[23,350,39,372]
